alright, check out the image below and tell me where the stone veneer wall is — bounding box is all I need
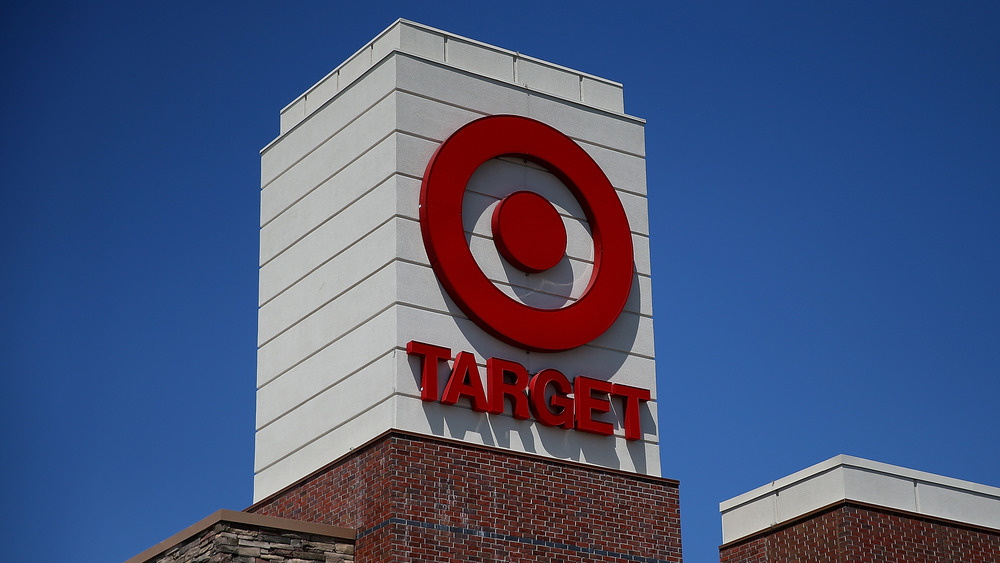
[249,431,682,562]
[719,502,1000,563]
[152,523,354,563]
[126,510,355,563]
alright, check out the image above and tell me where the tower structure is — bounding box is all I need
[249,19,680,561]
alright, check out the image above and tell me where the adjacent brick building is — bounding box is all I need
[718,455,1000,563]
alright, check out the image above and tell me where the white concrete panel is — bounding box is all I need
[396,53,528,117]
[582,76,624,114]
[396,55,644,155]
[576,140,648,197]
[303,70,339,118]
[347,21,452,74]
[633,233,651,276]
[398,22,445,62]
[773,467,848,524]
[394,216,429,263]
[257,315,397,430]
[337,48,373,94]
[619,191,649,235]
[263,58,397,188]
[918,481,1000,530]
[259,220,398,347]
[261,91,397,225]
[628,274,654,317]
[394,261,469,320]
[396,90,482,144]
[842,464,918,513]
[370,22,401,65]
[721,495,776,545]
[259,176,405,305]
[518,58,580,101]
[260,136,397,266]
[255,353,397,470]
[253,397,396,502]
[589,313,655,358]
[448,38,514,82]
[279,97,306,135]
[396,132,441,179]
[396,175,422,221]
[257,264,396,385]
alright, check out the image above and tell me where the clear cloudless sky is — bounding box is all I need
[2,2,998,562]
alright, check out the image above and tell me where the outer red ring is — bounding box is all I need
[419,115,634,352]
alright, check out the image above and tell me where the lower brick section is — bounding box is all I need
[248,431,682,562]
[719,502,1000,563]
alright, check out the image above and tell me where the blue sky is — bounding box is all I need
[2,2,998,562]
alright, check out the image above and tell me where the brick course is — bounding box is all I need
[719,502,1000,563]
[249,431,682,562]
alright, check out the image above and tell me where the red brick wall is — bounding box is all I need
[719,503,1000,563]
[248,432,681,562]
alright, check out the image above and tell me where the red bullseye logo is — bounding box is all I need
[419,115,633,352]
[492,191,567,274]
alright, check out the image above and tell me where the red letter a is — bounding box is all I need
[441,351,488,412]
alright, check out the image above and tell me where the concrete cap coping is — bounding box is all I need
[276,19,633,137]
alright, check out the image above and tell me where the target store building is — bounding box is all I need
[129,20,999,563]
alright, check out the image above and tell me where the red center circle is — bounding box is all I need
[491,191,567,274]
[419,115,634,352]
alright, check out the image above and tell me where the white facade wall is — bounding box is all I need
[255,20,657,501]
